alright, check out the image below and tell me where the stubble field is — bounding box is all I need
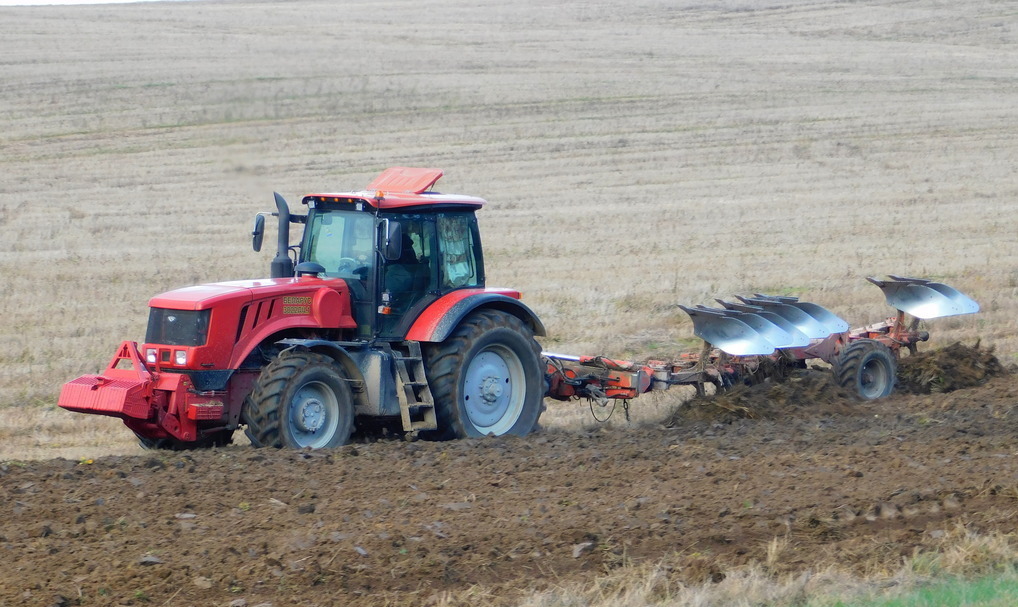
[1,0,1018,605]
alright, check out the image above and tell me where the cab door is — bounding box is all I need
[378,216,438,337]
[376,211,485,338]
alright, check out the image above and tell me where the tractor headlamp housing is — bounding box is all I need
[145,308,211,348]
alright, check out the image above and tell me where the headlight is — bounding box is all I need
[146,349,157,364]
[175,350,187,366]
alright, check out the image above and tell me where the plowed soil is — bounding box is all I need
[3,346,1017,607]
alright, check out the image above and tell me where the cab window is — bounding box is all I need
[303,211,375,280]
[302,209,376,336]
[437,214,481,288]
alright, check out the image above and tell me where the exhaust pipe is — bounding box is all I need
[271,192,294,278]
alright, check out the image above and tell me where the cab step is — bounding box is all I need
[393,342,437,432]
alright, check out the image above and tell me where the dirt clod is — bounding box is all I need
[897,341,1005,394]
[668,342,1005,428]
[668,368,855,426]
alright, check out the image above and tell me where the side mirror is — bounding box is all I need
[381,219,402,261]
[252,214,265,252]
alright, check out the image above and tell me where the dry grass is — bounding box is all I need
[1,0,1016,459]
[425,526,1018,607]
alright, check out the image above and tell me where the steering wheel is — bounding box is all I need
[336,257,358,275]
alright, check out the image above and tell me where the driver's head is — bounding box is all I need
[399,234,418,263]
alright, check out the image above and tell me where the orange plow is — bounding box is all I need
[543,276,979,414]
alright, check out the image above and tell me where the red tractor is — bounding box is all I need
[60,168,547,449]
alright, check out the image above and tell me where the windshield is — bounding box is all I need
[302,208,376,337]
[302,209,376,280]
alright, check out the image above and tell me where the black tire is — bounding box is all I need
[242,350,355,449]
[423,309,544,440]
[834,339,896,400]
[135,431,234,451]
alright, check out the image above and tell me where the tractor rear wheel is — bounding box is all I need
[423,309,544,440]
[242,350,355,449]
[834,339,896,400]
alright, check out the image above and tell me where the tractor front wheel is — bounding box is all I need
[424,309,544,440]
[834,339,896,400]
[242,350,355,449]
[134,430,234,451]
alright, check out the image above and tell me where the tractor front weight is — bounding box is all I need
[59,341,227,443]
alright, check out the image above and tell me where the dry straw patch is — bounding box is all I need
[433,527,1018,607]
[0,0,1016,458]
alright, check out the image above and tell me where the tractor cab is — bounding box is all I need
[255,168,488,339]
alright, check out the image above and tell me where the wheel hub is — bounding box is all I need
[294,399,325,433]
[461,345,530,433]
[480,376,504,403]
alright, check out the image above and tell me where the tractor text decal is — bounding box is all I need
[282,296,312,315]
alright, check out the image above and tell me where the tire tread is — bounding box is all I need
[834,339,896,399]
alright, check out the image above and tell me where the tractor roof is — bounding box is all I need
[302,167,486,210]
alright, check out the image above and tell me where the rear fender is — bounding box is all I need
[405,291,546,343]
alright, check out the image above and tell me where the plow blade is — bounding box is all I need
[735,295,847,339]
[867,275,979,319]
[715,300,811,348]
[681,292,849,356]
[678,305,777,355]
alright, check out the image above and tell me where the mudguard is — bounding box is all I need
[404,289,546,343]
[273,339,372,412]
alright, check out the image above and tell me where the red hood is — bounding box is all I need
[148,277,346,311]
